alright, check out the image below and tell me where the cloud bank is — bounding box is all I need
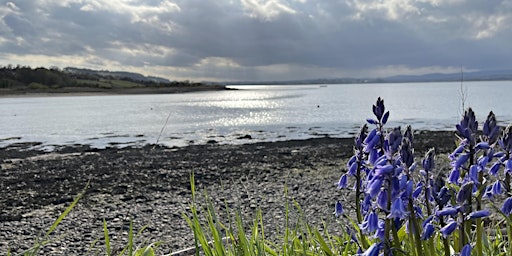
[1,0,511,81]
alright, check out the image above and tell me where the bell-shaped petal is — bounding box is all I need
[448,168,460,184]
[358,242,382,256]
[382,111,390,125]
[436,206,458,217]
[457,181,475,204]
[376,189,388,210]
[440,220,458,238]
[334,201,344,217]
[387,197,408,220]
[489,161,501,176]
[501,197,512,215]
[467,209,490,220]
[367,176,383,198]
[461,244,472,256]
[421,223,435,240]
[337,174,348,189]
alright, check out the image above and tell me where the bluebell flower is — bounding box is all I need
[387,127,402,154]
[452,153,470,170]
[400,137,414,168]
[436,186,451,207]
[450,142,467,161]
[448,168,460,184]
[358,242,382,256]
[440,220,458,238]
[361,194,372,214]
[475,142,490,150]
[334,201,344,217]
[376,189,388,210]
[422,148,435,172]
[421,222,435,240]
[337,174,348,189]
[367,176,383,198]
[421,215,434,229]
[436,206,458,217]
[412,182,423,199]
[457,181,475,204]
[483,111,500,144]
[468,165,479,184]
[374,164,394,177]
[501,197,512,215]
[492,180,503,195]
[374,220,385,240]
[467,209,490,220]
[387,197,408,219]
[505,159,512,173]
[489,161,501,176]
[348,161,358,176]
[499,124,512,152]
[360,211,379,234]
[456,108,478,142]
[461,244,472,256]
[373,97,385,121]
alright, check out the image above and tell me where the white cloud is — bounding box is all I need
[241,0,296,21]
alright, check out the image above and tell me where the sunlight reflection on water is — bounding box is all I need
[1,81,512,149]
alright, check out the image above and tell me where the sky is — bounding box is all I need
[0,0,511,82]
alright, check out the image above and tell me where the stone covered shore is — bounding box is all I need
[0,131,455,255]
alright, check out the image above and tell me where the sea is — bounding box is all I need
[1,81,511,150]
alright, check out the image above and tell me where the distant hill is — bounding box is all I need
[63,67,171,83]
[223,69,512,85]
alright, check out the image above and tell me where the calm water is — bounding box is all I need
[1,81,511,150]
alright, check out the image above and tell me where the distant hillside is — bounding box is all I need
[63,67,171,83]
[0,65,225,95]
[223,69,512,85]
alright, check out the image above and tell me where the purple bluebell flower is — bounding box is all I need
[376,189,388,210]
[489,161,501,176]
[436,186,451,207]
[477,154,489,167]
[374,164,394,177]
[450,142,467,161]
[468,165,479,184]
[400,137,414,168]
[501,197,512,215]
[361,194,371,214]
[448,168,460,184]
[499,124,512,152]
[387,197,408,219]
[456,108,478,142]
[492,180,503,195]
[368,148,380,165]
[413,182,423,199]
[421,222,435,240]
[461,244,472,256]
[337,174,348,189]
[440,220,458,238]
[467,209,490,220]
[422,148,435,172]
[358,242,382,256]
[436,206,458,217]
[457,181,475,204]
[387,127,402,154]
[373,97,385,121]
[334,201,344,217]
[452,153,470,170]
[483,111,500,144]
[475,142,491,150]
[374,220,385,240]
[360,211,379,234]
[505,159,512,173]
[348,161,358,176]
[367,176,383,198]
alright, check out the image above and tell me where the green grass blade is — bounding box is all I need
[103,219,111,256]
[45,182,87,237]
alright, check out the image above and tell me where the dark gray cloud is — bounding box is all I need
[0,0,511,81]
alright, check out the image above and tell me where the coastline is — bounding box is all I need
[0,131,456,254]
[0,84,230,98]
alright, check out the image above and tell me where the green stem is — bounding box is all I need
[439,217,451,256]
[355,157,369,249]
[408,199,423,256]
[475,171,484,256]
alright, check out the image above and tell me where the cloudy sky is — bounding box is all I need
[0,0,511,82]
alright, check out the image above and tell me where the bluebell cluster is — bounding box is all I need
[336,98,512,256]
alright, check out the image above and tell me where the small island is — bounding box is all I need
[0,65,228,96]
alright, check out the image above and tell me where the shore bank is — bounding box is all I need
[0,84,229,97]
[0,131,456,254]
